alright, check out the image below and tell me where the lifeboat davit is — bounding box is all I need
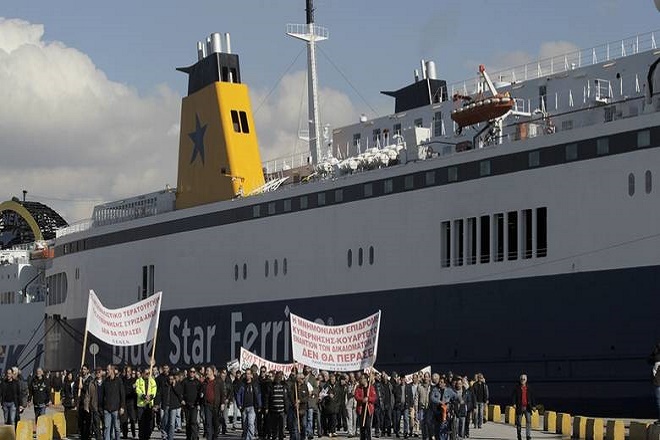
[450,94,514,128]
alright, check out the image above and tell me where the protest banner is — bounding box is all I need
[78,290,162,397]
[290,310,381,371]
[405,365,431,383]
[239,347,301,375]
[86,290,162,346]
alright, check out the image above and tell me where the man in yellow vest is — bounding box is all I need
[136,367,158,440]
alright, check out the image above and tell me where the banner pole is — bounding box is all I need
[78,290,93,399]
[294,382,301,434]
[148,326,158,378]
[77,328,88,399]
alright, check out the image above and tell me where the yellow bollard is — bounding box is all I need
[505,406,516,424]
[573,416,588,439]
[586,418,604,440]
[521,410,540,429]
[544,411,557,432]
[484,405,489,422]
[15,420,32,440]
[605,420,624,440]
[36,415,53,440]
[52,412,67,440]
[488,405,501,422]
[556,413,571,436]
[0,425,15,440]
[628,421,650,440]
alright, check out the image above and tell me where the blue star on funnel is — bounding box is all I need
[188,114,207,164]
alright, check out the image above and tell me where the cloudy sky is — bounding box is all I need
[0,0,658,222]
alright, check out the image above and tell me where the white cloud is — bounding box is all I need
[0,17,180,222]
[251,70,359,162]
[464,40,580,79]
[0,18,358,223]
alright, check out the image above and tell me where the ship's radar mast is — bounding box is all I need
[286,0,328,166]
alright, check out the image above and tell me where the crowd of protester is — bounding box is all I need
[0,363,513,440]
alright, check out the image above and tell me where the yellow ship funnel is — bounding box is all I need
[175,32,265,210]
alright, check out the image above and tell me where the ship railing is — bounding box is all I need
[56,219,93,238]
[263,152,311,174]
[449,29,658,96]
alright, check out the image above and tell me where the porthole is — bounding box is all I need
[283,258,288,275]
[274,259,279,277]
[347,249,353,268]
[628,173,635,197]
[234,265,239,281]
[645,170,652,194]
[243,263,247,280]
[369,246,374,265]
[358,248,364,266]
[265,260,269,277]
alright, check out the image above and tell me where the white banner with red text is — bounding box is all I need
[405,365,431,383]
[290,310,381,372]
[86,290,162,346]
[239,347,302,375]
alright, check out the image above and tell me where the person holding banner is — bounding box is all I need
[288,374,309,440]
[136,367,157,440]
[354,375,376,440]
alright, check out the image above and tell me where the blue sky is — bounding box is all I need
[0,0,659,221]
[4,0,659,113]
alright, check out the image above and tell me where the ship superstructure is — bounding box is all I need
[42,19,660,416]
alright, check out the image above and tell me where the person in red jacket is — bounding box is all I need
[354,375,377,440]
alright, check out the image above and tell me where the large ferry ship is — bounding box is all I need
[43,1,660,416]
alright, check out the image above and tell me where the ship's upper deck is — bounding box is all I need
[55,29,660,239]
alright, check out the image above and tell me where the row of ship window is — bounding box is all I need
[628,171,653,196]
[441,208,548,268]
[56,126,657,259]
[234,259,288,281]
[251,129,655,221]
[347,247,375,268]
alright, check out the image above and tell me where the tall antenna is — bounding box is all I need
[286,0,328,165]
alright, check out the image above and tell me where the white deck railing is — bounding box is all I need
[449,29,658,96]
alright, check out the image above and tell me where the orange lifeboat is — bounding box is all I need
[450,93,514,128]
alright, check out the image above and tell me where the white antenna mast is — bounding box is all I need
[286,0,328,166]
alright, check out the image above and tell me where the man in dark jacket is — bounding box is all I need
[511,374,535,440]
[237,369,262,440]
[321,375,341,437]
[156,365,171,440]
[265,371,288,440]
[203,366,226,440]
[121,366,138,439]
[101,364,126,440]
[29,368,51,423]
[288,373,309,440]
[84,368,104,440]
[79,365,94,440]
[471,374,488,429]
[648,343,660,424]
[182,368,203,440]
[1,369,21,427]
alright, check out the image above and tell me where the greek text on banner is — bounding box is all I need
[290,310,381,372]
[86,290,162,346]
[239,347,302,376]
